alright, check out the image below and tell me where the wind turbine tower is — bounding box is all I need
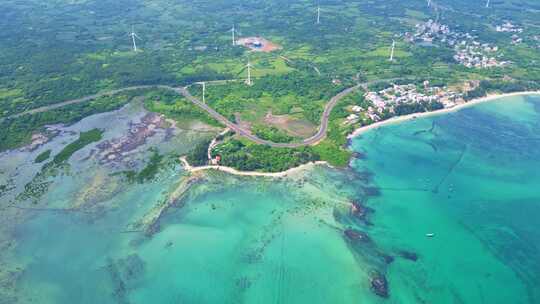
[245,61,253,86]
[129,26,141,52]
[485,0,490,8]
[231,25,236,46]
[389,40,396,62]
[317,6,321,24]
[427,0,432,8]
[198,82,206,103]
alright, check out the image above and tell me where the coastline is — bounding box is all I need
[348,91,540,139]
[180,91,540,177]
[180,156,329,178]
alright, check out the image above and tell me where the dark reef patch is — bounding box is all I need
[399,250,419,262]
[350,200,374,224]
[370,271,389,298]
[105,254,146,303]
[363,186,381,197]
[344,228,371,243]
[351,170,374,184]
[351,152,365,159]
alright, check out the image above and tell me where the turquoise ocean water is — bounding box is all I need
[0,95,539,303]
[350,94,540,303]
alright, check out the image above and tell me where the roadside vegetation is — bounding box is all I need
[212,139,320,173]
[252,125,295,143]
[142,89,221,127]
[189,72,349,125]
[186,139,212,167]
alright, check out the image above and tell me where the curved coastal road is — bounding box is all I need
[175,86,363,148]
[3,78,406,148]
[174,78,405,147]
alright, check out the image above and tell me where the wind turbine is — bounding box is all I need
[197,82,206,103]
[485,0,490,8]
[129,26,141,52]
[389,40,396,62]
[427,0,432,8]
[317,6,321,24]
[231,25,236,46]
[245,60,253,86]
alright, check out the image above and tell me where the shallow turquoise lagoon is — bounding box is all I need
[1,95,539,303]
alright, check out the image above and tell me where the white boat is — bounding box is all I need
[426,233,435,237]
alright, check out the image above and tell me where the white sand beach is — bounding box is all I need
[180,156,329,178]
[348,91,540,138]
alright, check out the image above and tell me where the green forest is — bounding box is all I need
[1,0,540,171]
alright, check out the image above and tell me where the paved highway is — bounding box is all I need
[3,78,409,147]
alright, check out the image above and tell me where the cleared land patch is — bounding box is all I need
[237,37,282,53]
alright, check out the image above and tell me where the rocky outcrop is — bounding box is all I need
[128,173,203,236]
[399,250,419,262]
[96,113,169,165]
[350,201,373,223]
[370,271,389,298]
[344,228,371,243]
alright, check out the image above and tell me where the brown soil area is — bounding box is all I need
[237,37,282,53]
[264,111,317,138]
[261,41,281,52]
